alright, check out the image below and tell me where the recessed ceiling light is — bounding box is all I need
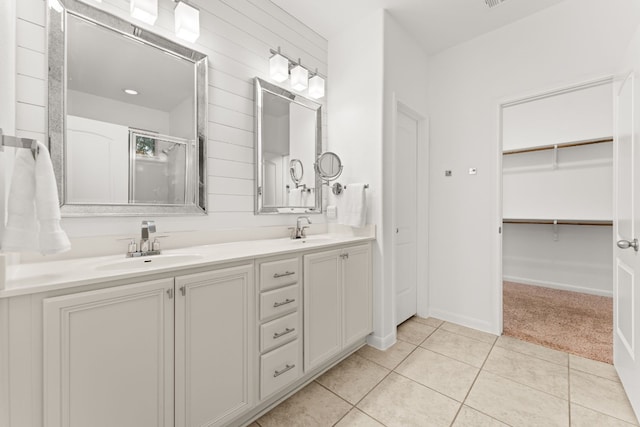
[124,89,139,95]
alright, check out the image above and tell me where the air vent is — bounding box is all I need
[485,0,509,8]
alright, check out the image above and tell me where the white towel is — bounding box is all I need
[2,142,71,255]
[337,183,367,228]
[289,187,303,206]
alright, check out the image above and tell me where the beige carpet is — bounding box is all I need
[503,281,613,364]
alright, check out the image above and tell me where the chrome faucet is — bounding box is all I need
[291,216,312,239]
[125,221,163,257]
[140,220,156,252]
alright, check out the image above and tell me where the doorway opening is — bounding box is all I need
[500,78,614,363]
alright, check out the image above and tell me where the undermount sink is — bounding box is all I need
[95,254,204,271]
[288,236,337,245]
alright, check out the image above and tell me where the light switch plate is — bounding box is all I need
[468,168,477,175]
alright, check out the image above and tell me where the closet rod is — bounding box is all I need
[503,219,612,226]
[503,137,613,155]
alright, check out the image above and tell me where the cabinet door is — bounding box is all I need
[304,249,341,371]
[175,264,254,427]
[342,244,373,347]
[44,278,175,427]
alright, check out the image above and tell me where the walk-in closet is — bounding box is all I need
[502,80,614,363]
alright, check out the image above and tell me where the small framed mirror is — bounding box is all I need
[255,77,322,214]
[289,159,304,187]
[315,152,343,181]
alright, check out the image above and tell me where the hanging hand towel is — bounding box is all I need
[2,142,70,255]
[337,183,367,228]
[289,187,303,207]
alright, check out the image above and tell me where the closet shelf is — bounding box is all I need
[503,137,613,155]
[503,218,612,226]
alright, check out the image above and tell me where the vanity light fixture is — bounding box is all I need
[290,60,309,91]
[269,48,290,83]
[268,47,327,99]
[308,73,325,99]
[174,0,200,43]
[123,89,139,95]
[130,0,158,25]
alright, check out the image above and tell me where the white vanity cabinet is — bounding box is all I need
[43,278,175,427]
[256,256,303,401]
[3,237,375,427]
[43,263,254,427]
[303,244,372,371]
[174,265,254,427]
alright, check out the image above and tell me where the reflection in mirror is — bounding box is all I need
[255,78,322,214]
[48,2,207,216]
[289,159,304,187]
[129,130,192,204]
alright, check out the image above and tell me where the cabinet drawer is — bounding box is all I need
[260,284,299,321]
[260,339,301,400]
[260,258,299,291]
[260,312,299,353]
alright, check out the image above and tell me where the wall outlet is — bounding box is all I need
[468,168,477,175]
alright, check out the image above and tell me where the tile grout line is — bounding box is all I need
[568,358,572,426]
[448,335,501,427]
[336,318,446,426]
[495,338,569,367]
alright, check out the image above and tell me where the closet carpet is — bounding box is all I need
[503,281,613,364]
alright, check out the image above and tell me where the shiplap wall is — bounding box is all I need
[13,0,328,239]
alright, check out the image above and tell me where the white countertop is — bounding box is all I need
[1,234,374,298]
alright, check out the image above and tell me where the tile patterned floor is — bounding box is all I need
[253,317,639,427]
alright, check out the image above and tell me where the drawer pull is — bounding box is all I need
[273,298,295,308]
[273,364,295,378]
[273,271,295,279]
[273,327,295,339]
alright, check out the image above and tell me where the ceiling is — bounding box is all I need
[67,14,193,112]
[270,0,567,55]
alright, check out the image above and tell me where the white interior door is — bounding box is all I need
[395,107,419,325]
[614,70,640,418]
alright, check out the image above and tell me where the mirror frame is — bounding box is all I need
[254,77,322,214]
[48,0,208,216]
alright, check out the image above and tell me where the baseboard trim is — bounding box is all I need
[428,308,499,336]
[366,331,396,350]
[503,276,612,297]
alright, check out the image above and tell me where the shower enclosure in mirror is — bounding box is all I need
[48,0,207,216]
[255,78,322,214]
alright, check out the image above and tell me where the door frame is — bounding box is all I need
[390,93,429,327]
[494,75,615,334]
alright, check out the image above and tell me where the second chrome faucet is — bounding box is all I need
[290,216,312,239]
[126,220,162,257]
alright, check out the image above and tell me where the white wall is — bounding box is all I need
[427,0,640,334]
[503,83,613,151]
[381,13,430,343]
[9,0,328,254]
[503,223,613,296]
[67,90,172,136]
[327,10,385,344]
[328,10,429,348]
[503,143,613,220]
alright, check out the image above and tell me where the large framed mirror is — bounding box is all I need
[255,78,322,214]
[48,0,208,216]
